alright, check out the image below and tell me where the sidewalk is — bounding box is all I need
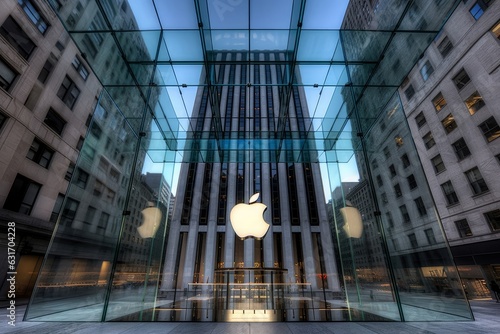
[0,300,498,334]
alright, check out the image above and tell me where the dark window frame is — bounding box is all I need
[452,138,471,160]
[0,56,18,91]
[465,91,485,115]
[56,75,80,109]
[432,92,447,112]
[455,219,473,238]
[44,108,66,135]
[465,167,489,195]
[26,138,54,169]
[452,69,471,90]
[479,117,500,142]
[18,0,50,34]
[3,174,41,215]
[0,16,36,60]
[441,180,459,206]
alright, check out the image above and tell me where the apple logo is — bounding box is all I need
[230,193,269,239]
[137,202,162,239]
[340,203,363,239]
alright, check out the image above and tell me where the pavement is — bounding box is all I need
[0,299,498,333]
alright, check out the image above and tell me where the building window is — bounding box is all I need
[415,112,427,128]
[1,57,18,92]
[425,228,437,245]
[401,153,410,168]
[452,138,471,160]
[383,146,391,159]
[97,212,109,235]
[437,36,453,57]
[455,219,473,237]
[408,233,418,248]
[407,174,418,190]
[18,0,49,34]
[37,54,56,84]
[453,69,471,90]
[60,198,79,226]
[50,193,64,223]
[431,154,445,174]
[386,212,394,228]
[414,197,427,216]
[90,123,102,139]
[77,136,85,151]
[57,76,80,109]
[420,61,434,81]
[26,138,54,169]
[404,85,415,100]
[0,112,7,131]
[465,91,485,115]
[3,174,41,214]
[400,205,411,223]
[65,162,75,181]
[441,181,459,205]
[479,117,500,142]
[432,92,447,112]
[484,209,500,231]
[381,192,388,204]
[394,183,402,197]
[465,167,489,195]
[389,164,397,178]
[0,16,36,60]
[376,174,383,187]
[75,168,89,189]
[441,114,457,134]
[71,56,89,80]
[44,108,66,135]
[423,132,436,149]
[469,0,492,20]
[492,20,500,39]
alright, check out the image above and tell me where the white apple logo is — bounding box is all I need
[340,205,363,239]
[137,202,162,239]
[230,193,269,239]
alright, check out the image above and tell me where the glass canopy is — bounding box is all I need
[48,0,460,163]
[26,0,472,323]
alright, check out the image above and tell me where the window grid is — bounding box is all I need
[452,138,471,160]
[57,76,81,109]
[431,154,445,174]
[484,209,500,231]
[479,117,500,142]
[465,167,489,195]
[455,219,473,237]
[26,138,54,169]
[18,0,49,34]
[441,181,459,205]
[432,92,447,112]
[465,91,485,115]
[0,16,36,59]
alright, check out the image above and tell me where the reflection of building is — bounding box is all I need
[0,0,100,299]
[399,1,500,299]
[160,53,340,321]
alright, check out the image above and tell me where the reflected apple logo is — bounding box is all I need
[137,202,162,239]
[230,193,269,239]
[340,204,363,239]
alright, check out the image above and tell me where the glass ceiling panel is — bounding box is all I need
[45,0,462,162]
[297,30,342,61]
[126,0,160,29]
[162,31,204,61]
[154,0,198,29]
[117,31,160,61]
[250,0,293,29]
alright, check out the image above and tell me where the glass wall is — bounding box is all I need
[25,0,472,323]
